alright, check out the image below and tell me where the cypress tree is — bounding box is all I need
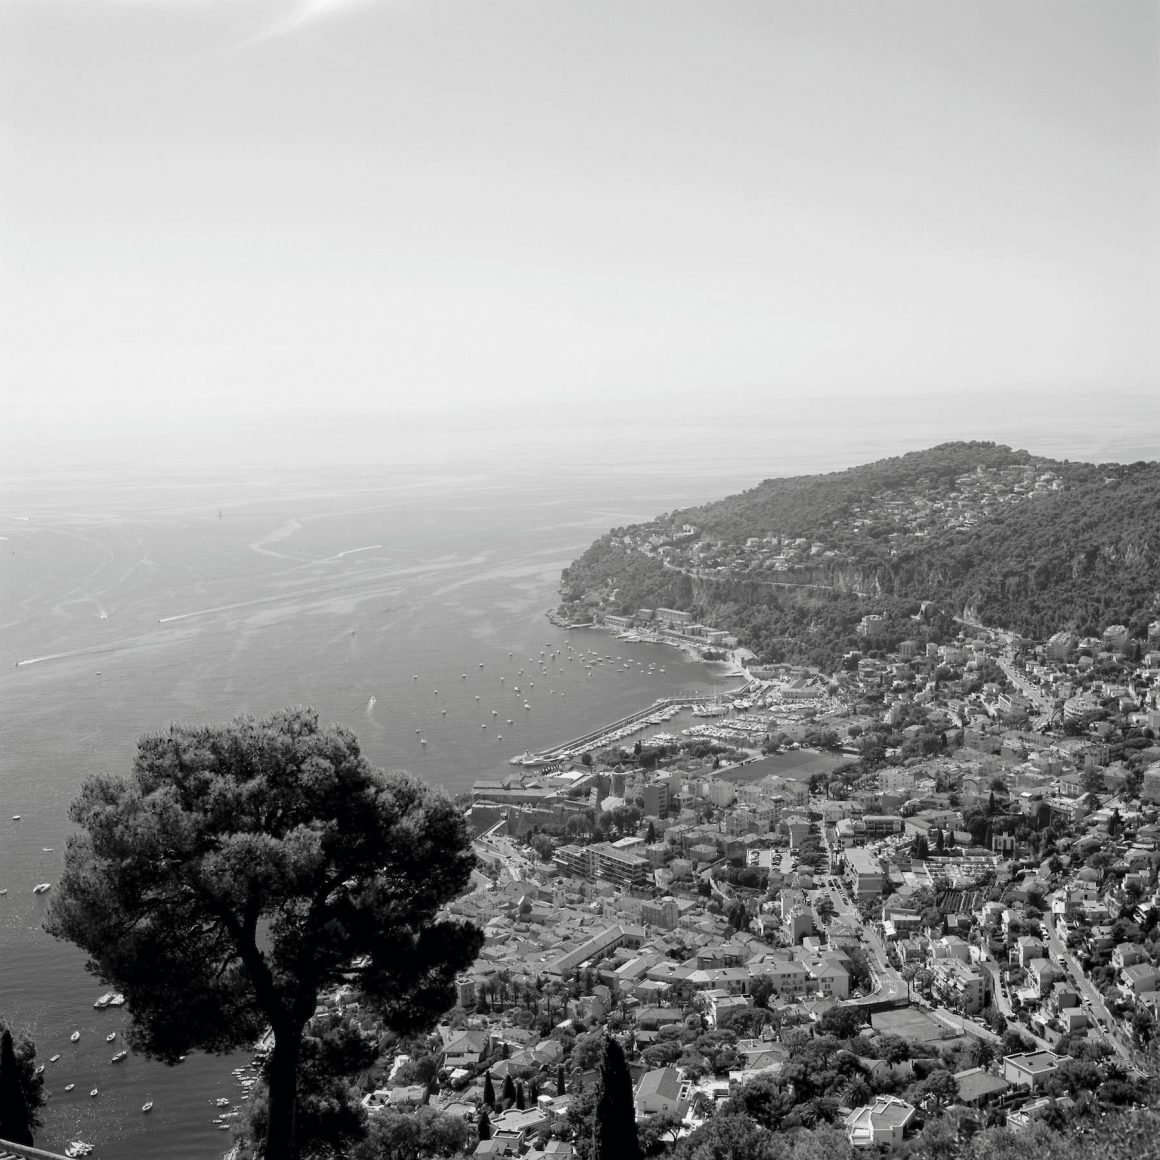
[0,1029,33,1147]
[594,1036,640,1160]
[515,1081,525,1110]
[501,1073,516,1105]
[483,1071,496,1109]
[477,1107,491,1140]
[556,1064,566,1096]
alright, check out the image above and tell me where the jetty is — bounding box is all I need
[513,684,760,765]
[1,1139,77,1160]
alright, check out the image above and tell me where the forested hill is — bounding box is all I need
[557,442,1160,667]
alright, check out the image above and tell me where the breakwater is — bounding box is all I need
[526,681,762,762]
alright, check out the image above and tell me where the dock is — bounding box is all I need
[518,681,762,764]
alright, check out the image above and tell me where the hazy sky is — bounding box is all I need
[2,0,1157,470]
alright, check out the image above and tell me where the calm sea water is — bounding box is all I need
[1,402,1155,1158]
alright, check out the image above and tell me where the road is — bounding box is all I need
[474,834,535,884]
[995,653,1055,729]
[1042,918,1133,1063]
[818,873,907,1006]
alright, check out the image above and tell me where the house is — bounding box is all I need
[634,1066,691,1119]
[474,1140,520,1158]
[844,1095,917,1152]
[1003,1050,1062,1089]
[1112,943,1148,970]
[1026,957,1060,996]
[954,1067,1009,1106]
[1013,936,1045,969]
[1007,1095,1076,1130]
[1121,962,1160,996]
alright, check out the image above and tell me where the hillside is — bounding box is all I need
[557,442,1160,666]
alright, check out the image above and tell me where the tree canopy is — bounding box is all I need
[45,708,482,1160]
[0,1027,36,1146]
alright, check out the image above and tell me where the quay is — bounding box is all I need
[1,1140,75,1160]
[516,681,762,764]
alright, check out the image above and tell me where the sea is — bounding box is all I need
[1,396,1156,1158]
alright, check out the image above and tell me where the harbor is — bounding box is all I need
[513,680,763,765]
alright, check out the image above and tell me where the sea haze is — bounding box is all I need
[0,406,1155,1158]
[0,448,761,1159]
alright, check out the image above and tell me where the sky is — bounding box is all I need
[1,0,1157,472]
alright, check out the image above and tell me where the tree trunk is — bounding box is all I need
[263,1023,303,1160]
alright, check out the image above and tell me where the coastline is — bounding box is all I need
[524,614,755,762]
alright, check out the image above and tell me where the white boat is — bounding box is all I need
[111,1049,128,1063]
[106,1032,116,1042]
[90,1088,99,1097]
[0,889,7,895]
[50,1054,60,1062]
[70,1031,80,1042]
[142,1101,153,1113]
[109,993,125,1006]
[65,1142,93,1158]
[33,882,51,894]
[216,1097,231,1106]
[64,1083,75,1092]
[94,992,115,1009]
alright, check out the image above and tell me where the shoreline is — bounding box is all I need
[523,615,756,763]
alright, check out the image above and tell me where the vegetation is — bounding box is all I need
[44,708,482,1160]
[559,443,1160,665]
[595,1035,642,1160]
[0,1026,39,1146]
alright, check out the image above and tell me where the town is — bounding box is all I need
[323,607,1160,1158]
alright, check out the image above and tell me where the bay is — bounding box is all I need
[1,400,1154,1158]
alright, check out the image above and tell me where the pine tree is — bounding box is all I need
[483,1071,496,1109]
[594,1036,640,1160]
[0,1029,33,1147]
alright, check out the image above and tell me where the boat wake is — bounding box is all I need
[320,544,382,564]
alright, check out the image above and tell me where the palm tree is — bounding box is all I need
[968,1037,994,1072]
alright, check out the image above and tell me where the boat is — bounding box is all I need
[111,1049,128,1062]
[216,1097,231,1106]
[65,1142,93,1158]
[64,1083,75,1092]
[94,992,115,1008]
[90,1088,99,1097]
[70,1031,80,1042]
[109,993,125,1006]
[33,882,51,894]
[11,816,19,821]
[142,1101,153,1113]
[0,889,7,895]
[50,1054,60,1062]
[35,1065,44,1075]
[106,1032,116,1042]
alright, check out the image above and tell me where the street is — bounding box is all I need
[1042,918,1133,1063]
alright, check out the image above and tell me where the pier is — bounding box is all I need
[517,680,762,764]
